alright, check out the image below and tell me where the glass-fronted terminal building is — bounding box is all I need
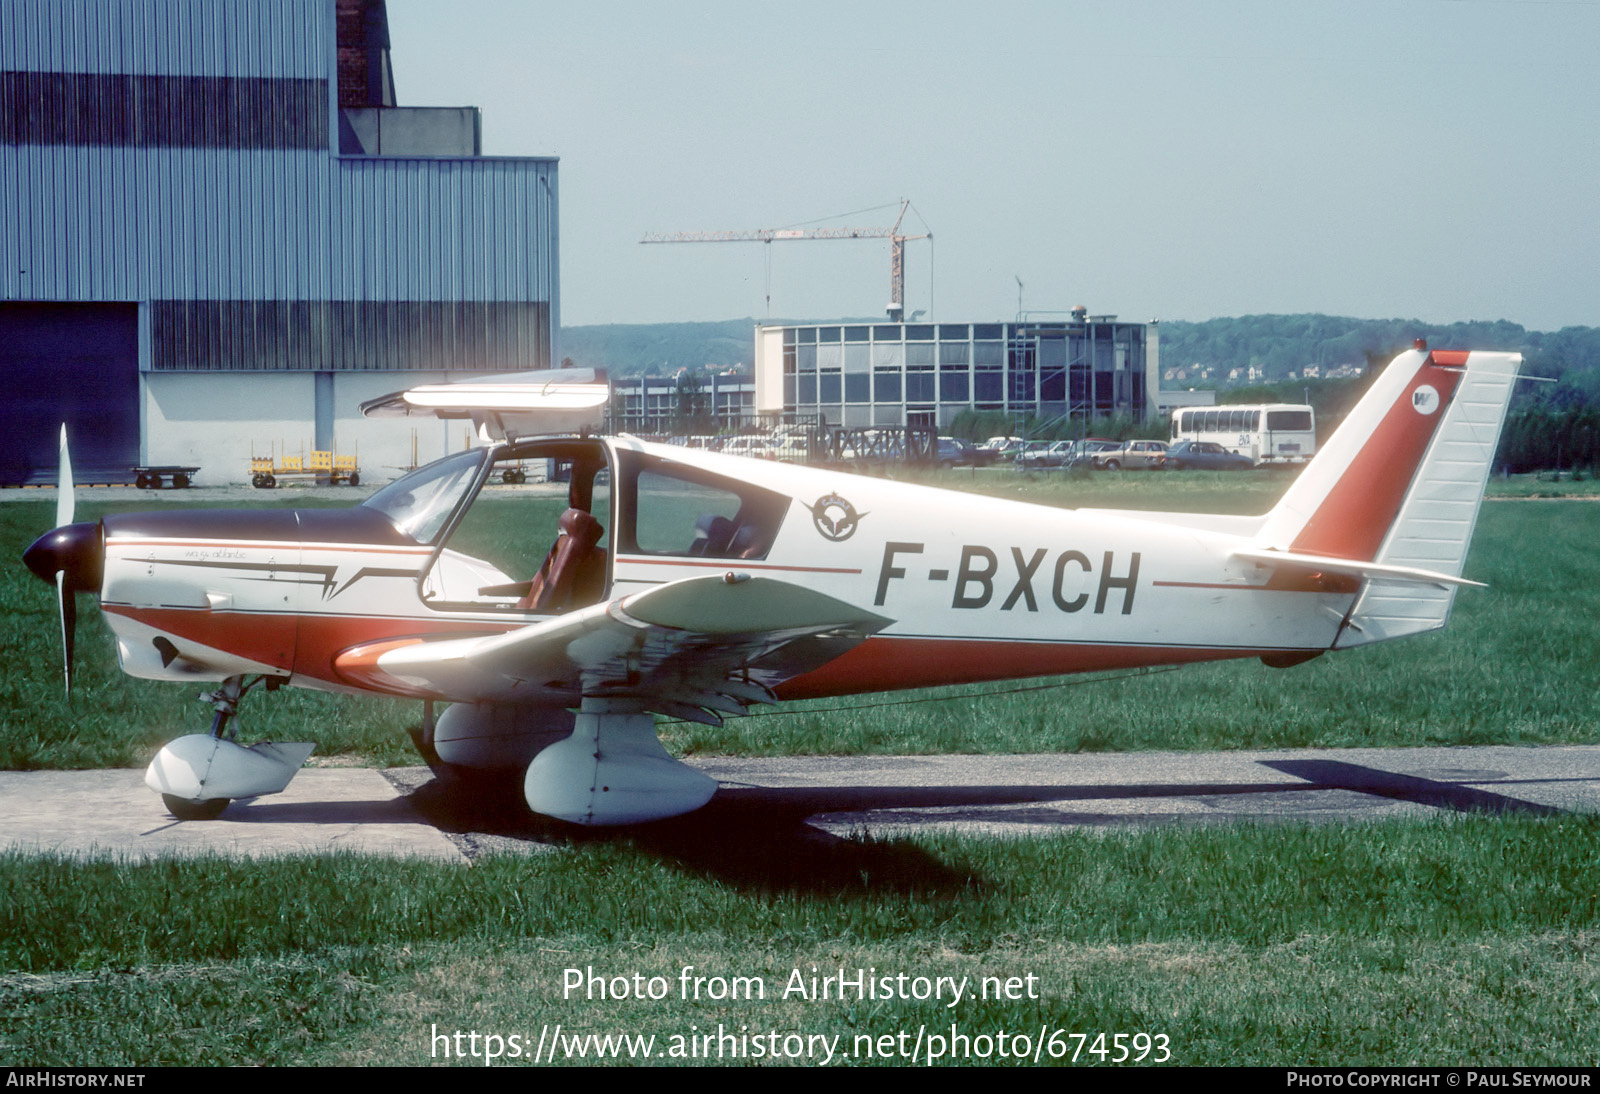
[753,314,1158,430]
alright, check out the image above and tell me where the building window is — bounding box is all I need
[0,72,330,150]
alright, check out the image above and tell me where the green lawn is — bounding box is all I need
[4,816,1598,1065]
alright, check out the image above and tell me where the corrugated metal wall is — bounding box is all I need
[0,0,328,78]
[1,147,558,305]
[1,0,558,373]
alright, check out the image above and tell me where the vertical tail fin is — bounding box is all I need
[1256,345,1521,645]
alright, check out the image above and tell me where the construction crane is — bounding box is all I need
[641,200,931,321]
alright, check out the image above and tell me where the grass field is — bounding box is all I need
[3,470,1598,1066]
[4,817,1599,1065]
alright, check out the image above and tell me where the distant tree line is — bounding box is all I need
[1498,405,1600,474]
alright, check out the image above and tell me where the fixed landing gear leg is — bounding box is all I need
[145,674,313,820]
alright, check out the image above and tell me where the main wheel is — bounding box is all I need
[263,474,277,488]
[162,794,230,821]
[347,472,359,487]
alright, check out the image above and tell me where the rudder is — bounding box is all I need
[1254,344,1520,646]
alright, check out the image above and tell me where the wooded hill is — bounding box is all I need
[560,314,1600,390]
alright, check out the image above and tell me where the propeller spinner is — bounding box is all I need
[21,427,101,696]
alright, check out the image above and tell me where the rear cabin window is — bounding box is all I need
[618,454,789,560]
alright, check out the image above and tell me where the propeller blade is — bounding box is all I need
[55,424,74,529]
[56,571,76,697]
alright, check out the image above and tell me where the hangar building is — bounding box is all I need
[0,0,558,483]
[753,313,1158,431]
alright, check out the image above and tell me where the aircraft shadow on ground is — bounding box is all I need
[401,773,985,897]
[394,758,1564,894]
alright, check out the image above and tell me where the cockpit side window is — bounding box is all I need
[418,441,611,613]
[616,453,788,560]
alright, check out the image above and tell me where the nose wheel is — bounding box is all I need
[162,794,230,820]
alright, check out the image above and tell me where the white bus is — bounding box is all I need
[1170,404,1316,465]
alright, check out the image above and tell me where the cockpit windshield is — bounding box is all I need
[360,448,486,544]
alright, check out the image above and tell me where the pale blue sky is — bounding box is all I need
[388,0,1599,331]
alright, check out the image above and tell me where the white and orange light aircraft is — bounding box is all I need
[23,342,1520,825]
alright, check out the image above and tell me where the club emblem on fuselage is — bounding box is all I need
[810,493,864,542]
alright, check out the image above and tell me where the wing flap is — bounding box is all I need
[333,573,892,719]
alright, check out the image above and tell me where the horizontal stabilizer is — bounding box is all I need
[1232,547,1485,589]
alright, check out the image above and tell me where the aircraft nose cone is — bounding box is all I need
[23,521,103,590]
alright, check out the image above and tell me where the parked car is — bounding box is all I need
[968,439,1006,466]
[1160,440,1255,471]
[1012,441,1049,469]
[1057,438,1120,470]
[768,435,811,462]
[1097,439,1169,471]
[716,436,775,459]
[1013,440,1072,469]
[934,438,997,468]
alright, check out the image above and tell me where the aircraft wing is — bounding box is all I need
[334,573,893,723]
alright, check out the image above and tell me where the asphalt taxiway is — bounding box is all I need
[3,744,1598,862]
